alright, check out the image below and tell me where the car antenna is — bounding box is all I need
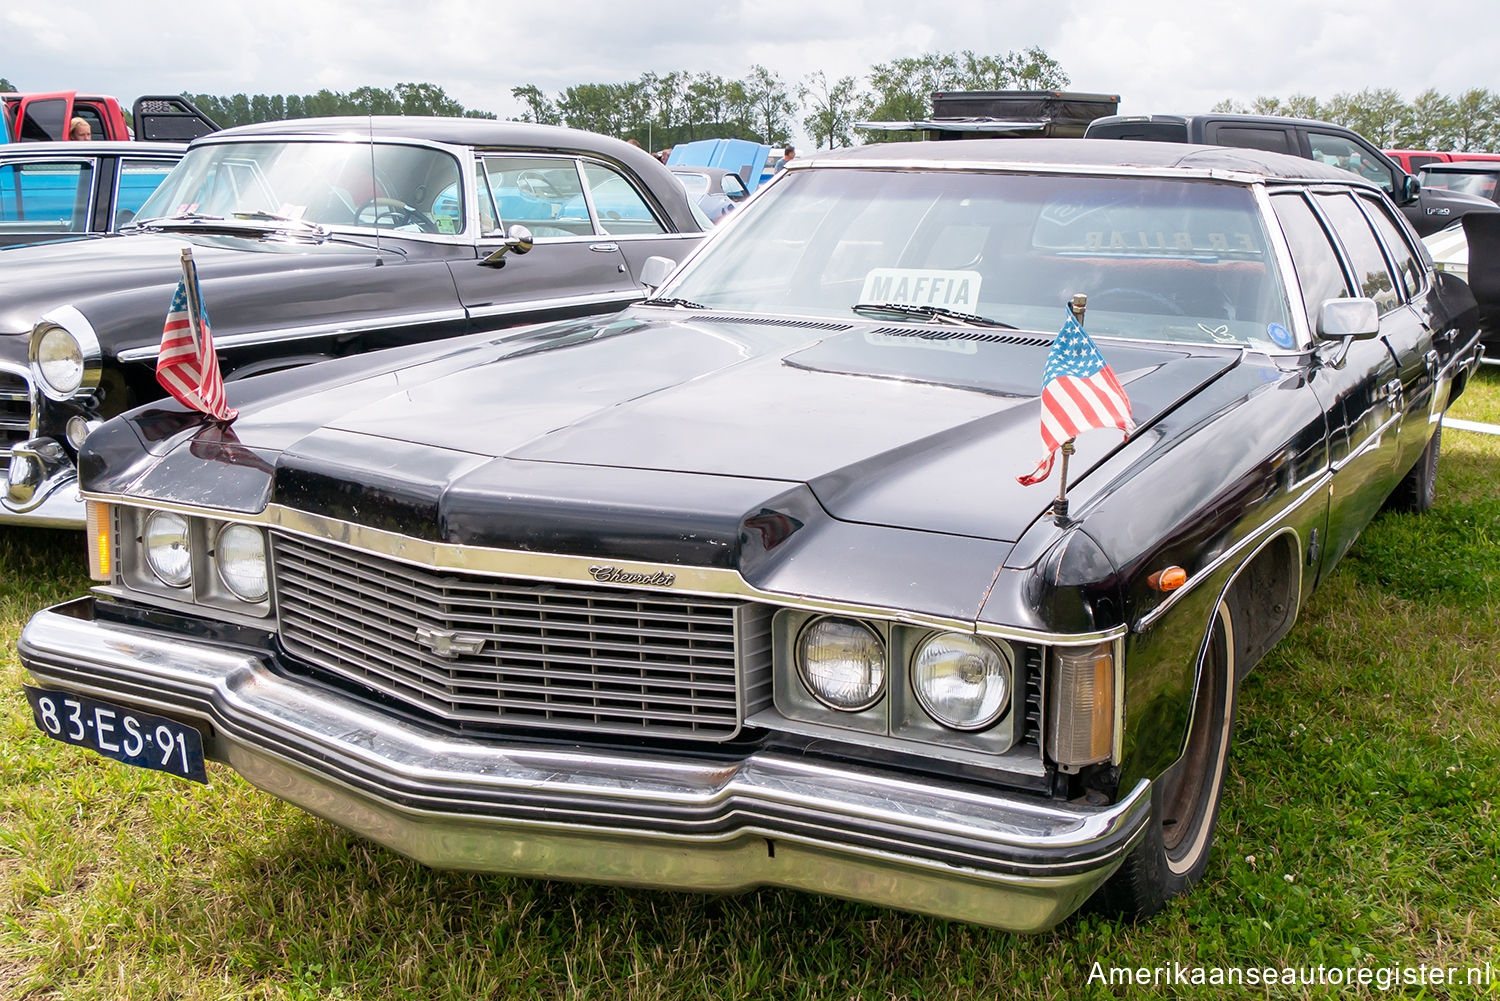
[370,115,382,266]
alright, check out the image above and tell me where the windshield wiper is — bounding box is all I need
[232,211,328,237]
[851,302,1016,329]
[641,297,707,309]
[135,211,226,230]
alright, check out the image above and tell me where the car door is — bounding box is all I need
[15,92,75,142]
[576,159,704,282]
[0,155,96,246]
[1271,189,1403,579]
[449,153,643,328]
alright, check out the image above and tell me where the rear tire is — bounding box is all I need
[1096,600,1236,919]
[1387,426,1441,514]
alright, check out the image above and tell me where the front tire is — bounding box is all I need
[1096,600,1237,918]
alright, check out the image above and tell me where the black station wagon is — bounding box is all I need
[18,139,1487,930]
[0,116,705,527]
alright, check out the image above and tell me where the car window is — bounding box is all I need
[115,158,176,226]
[1356,194,1424,298]
[138,141,465,235]
[1408,154,1442,171]
[0,159,93,233]
[73,106,106,140]
[581,163,666,237]
[1314,192,1401,312]
[674,172,709,197]
[723,175,748,200]
[662,169,1293,349]
[1418,168,1499,201]
[1271,192,1353,332]
[472,160,498,235]
[19,98,68,141]
[1211,126,1293,154]
[1307,133,1395,192]
[483,155,591,239]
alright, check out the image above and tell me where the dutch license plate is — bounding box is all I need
[23,686,207,784]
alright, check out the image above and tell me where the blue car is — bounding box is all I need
[0,140,184,247]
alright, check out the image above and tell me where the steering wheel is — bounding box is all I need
[515,170,564,200]
[1091,287,1187,315]
[355,197,440,233]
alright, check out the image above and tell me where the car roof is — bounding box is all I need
[805,138,1368,184]
[0,140,186,154]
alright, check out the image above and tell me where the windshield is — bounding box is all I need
[136,140,465,234]
[674,172,710,196]
[659,168,1294,350]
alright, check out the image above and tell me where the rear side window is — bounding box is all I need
[19,98,69,141]
[0,159,93,233]
[1272,192,1352,330]
[1357,194,1424,298]
[581,163,666,236]
[1315,192,1401,313]
[1211,126,1293,154]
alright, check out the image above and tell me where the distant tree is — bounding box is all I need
[745,64,796,144]
[799,71,861,149]
[1450,88,1500,151]
[859,47,1067,143]
[396,82,465,117]
[0,77,16,92]
[1402,89,1456,149]
[955,46,1069,90]
[510,84,560,125]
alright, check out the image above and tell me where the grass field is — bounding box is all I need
[3,370,1499,1000]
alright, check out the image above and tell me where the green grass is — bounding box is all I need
[4,372,1500,999]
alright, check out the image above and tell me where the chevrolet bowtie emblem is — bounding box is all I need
[414,627,487,659]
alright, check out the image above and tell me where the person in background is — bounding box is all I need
[626,138,642,148]
[657,147,672,165]
[69,117,91,140]
[776,145,795,172]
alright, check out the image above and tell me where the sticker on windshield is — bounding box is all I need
[1267,323,1295,349]
[859,269,982,310]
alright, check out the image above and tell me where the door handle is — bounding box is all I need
[1424,349,1440,377]
[588,243,619,253]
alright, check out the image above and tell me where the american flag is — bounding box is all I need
[156,268,236,422]
[1017,310,1134,486]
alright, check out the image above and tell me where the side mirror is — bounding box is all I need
[638,255,676,291]
[1316,298,1380,342]
[1402,173,1421,204]
[481,224,535,267]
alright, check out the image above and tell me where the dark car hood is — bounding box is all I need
[0,228,384,340]
[101,313,1240,550]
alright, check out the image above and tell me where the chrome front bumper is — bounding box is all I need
[20,598,1152,931]
[3,436,84,527]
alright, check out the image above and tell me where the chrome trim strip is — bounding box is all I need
[20,600,1152,930]
[463,289,644,321]
[84,496,1127,647]
[1133,471,1328,632]
[116,308,468,362]
[1330,411,1403,473]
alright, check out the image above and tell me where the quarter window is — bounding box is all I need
[1315,193,1400,313]
[1272,192,1352,330]
[581,162,665,236]
[1356,195,1423,299]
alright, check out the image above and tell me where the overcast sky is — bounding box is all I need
[4,0,1492,147]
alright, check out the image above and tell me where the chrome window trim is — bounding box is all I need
[82,496,1128,648]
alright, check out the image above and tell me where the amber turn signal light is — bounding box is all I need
[1148,566,1187,591]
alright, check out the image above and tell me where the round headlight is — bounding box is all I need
[35,326,84,398]
[144,510,192,588]
[215,524,268,602]
[912,633,1011,731]
[796,617,886,711]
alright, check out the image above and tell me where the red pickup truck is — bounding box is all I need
[0,91,218,143]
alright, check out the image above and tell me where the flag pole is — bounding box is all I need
[179,248,204,353]
[1052,292,1088,523]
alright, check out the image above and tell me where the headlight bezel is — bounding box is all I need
[116,506,273,618]
[28,306,102,403]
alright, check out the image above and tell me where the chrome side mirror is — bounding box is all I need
[1316,298,1380,341]
[481,224,535,267]
[639,255,676,291]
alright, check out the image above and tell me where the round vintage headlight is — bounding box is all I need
[796,617,886,711]
[34,325,85,399]
[144,510,192,588]
[215,524,268,602]
[911,633,1011,731]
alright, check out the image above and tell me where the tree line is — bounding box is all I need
[511,48,1069,150]
[1213,88,1500,152]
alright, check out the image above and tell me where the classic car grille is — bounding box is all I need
[0,369,31,457]
[1021,646,1044,751]
[272,534,762,740]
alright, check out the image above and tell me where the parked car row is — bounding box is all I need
[14,120,1495,931]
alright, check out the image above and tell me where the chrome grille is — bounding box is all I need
[0,368,31,458]
[272,533,760,740]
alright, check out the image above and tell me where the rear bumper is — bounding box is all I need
[20,597,1152,931]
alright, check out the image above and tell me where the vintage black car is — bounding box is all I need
[18,140,1486,930]
[0,141,185,247]
[1,116,704,527]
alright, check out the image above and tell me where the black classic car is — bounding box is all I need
[18,140,1486,930]
[1,116,704,526]
[0,141,185,247]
